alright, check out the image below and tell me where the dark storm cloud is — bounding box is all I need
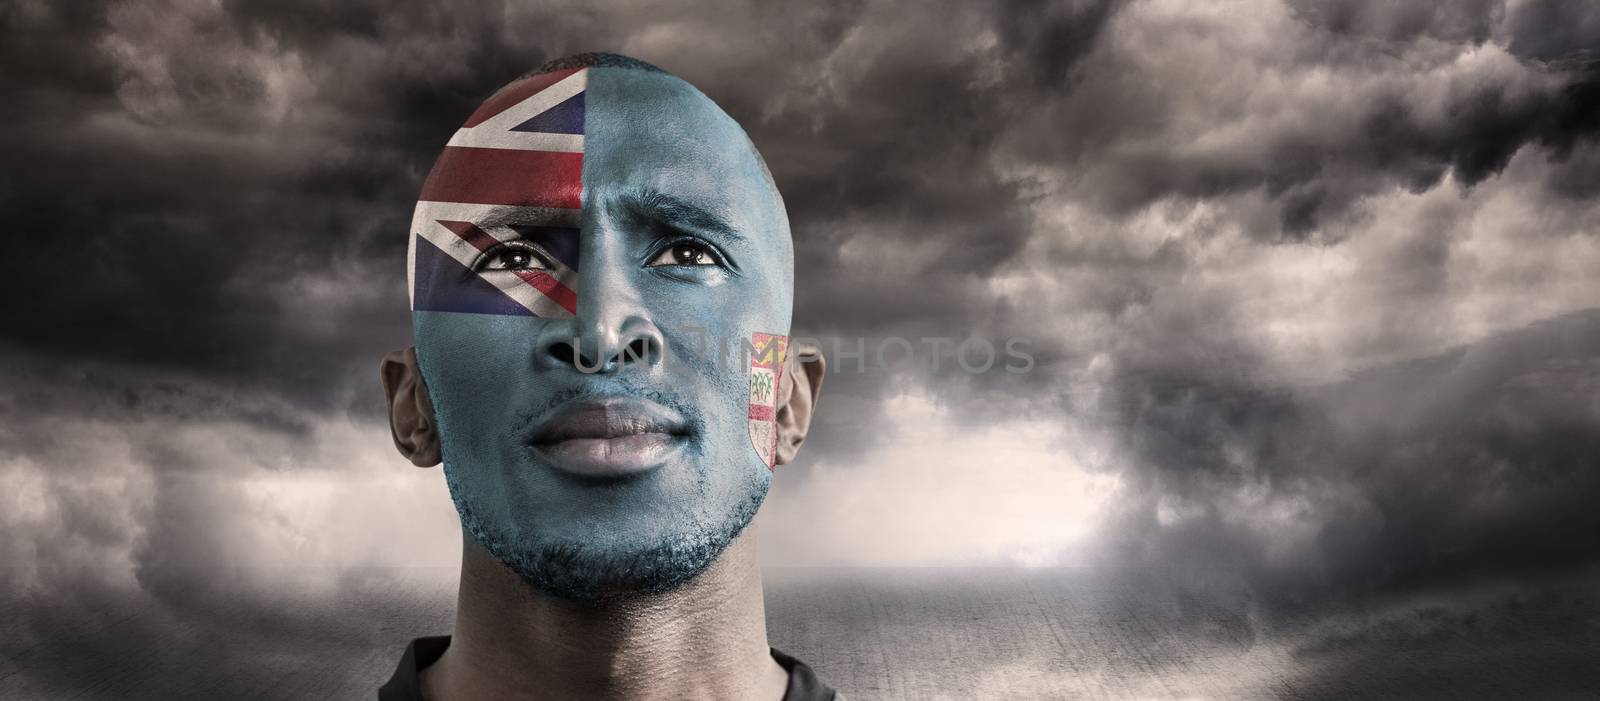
[1286,0,1505,44]
[1506,0,1600,62]
[994,0,1124,87]
[996,1,1600,241]
[1095,310,1600,606]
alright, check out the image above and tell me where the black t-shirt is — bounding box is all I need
[378,636,839,701]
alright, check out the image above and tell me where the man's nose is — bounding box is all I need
[535,269,663,374]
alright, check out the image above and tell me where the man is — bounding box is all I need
[376,52,834,700]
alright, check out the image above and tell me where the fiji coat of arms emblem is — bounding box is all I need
[747,332,789,469]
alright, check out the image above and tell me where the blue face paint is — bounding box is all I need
[409,58,793,600]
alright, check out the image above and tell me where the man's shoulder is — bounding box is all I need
[377,636,449,701]
[771,647,841,701]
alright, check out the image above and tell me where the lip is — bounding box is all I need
[527,397,690,480]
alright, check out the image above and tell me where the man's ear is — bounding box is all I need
[380,347,442,467]
[774,341,825,466]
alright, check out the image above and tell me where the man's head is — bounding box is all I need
[381,53,823,601]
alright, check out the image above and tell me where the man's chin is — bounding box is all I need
[451,485,768,602]
[490,538,725,603]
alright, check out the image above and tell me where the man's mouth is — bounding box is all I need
[527,397,691,480]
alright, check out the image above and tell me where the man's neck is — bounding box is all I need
[420,526,789,701]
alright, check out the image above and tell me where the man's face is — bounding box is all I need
[408,64,793,599]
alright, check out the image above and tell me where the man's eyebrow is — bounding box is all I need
[624,188,747,244]
[471,205,580,229]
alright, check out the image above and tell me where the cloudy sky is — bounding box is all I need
[2,0,1598,696]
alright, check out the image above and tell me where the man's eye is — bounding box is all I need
[480,245,548,271]
[647,242,719,267]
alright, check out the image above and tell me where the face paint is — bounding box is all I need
[747,333,789,469]
[409,67,586,318]
[409,56,794,601]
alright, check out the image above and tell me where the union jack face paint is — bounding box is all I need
[408,67,587,318]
